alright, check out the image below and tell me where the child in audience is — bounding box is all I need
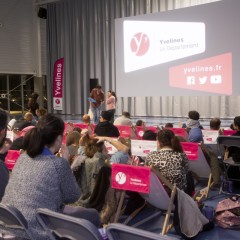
[186,110,203,143]
[66,130,81,164]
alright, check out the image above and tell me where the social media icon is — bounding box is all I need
[187,76,195,85]
[210,75,222,84]
[199,76,207,85]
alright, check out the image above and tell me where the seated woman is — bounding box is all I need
[1,114,100,239]
[146,129,189,191]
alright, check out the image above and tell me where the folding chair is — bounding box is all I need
[217,136,240,194]
[182,143,213,201]
[112,164,176,236]
[106,223,180,240]
[0,203,32,239]
[5,150,21,170]
[140,168,177,236]
[36,208,103,240]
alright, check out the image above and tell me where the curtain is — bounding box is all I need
[46,0,239,118]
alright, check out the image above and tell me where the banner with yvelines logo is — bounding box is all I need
[112,164,150,193]
[53,58,64,110]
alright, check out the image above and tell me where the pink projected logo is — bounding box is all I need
[130,33,150,56]
[169,53,232,95]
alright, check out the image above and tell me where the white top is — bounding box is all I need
[114,116,132,126]
[106,96,116,110]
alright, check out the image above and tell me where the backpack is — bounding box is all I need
[215,195,240,229]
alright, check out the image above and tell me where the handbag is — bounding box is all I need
[215,195,240,229]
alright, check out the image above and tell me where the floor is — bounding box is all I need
[123,184,239,240]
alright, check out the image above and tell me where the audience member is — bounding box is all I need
[165,122,173,128]
[210,118,221,130]
[186,110,203,143]
[106,90,117,123]
[73,127,82,134]
[228,116,240,163]
[7,118,16,131]
[76,138,107,206]
[94,111,120,137]
[146,129,190,191]
[89,85,104,124]
[82,114,94,135]
[10,125,35,150]
[88,166,118,225]
[135,119,145,127]
[232,116,240,135]
[66,130,81,163]
[142,130,157,141]
[71,132,90,180]
[1,114,100,239]
[114,111,133,126]
[82,114,91,124]
[13,112,35,131]
[0,108,11,201]
[95,136,130,164]
[28,92,39,117]
[36,108,47,121]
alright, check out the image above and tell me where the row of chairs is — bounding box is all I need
[0,203,178,240]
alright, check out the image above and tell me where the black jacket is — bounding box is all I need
[94,121,120,137]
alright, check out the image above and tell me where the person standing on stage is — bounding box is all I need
[90,85,104,124]
[106,90,117,123]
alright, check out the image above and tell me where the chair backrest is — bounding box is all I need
[0,203,31,239]
[139,171,171,210]
[217,135,240,160]
[169,128,188,140]
[106,223,179,240]
[5,150,21,170]
[115,125,132,138]
[36,208,103,240]
[223,129,237,136]
[188,146,211,179]
[131,139,157,157]
[217,135,240,148]
[201,129,219,144]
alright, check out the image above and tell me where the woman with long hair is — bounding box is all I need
[1,114,100,239]
[146,129,189,191]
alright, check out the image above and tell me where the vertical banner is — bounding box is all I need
[53,58,64,110]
